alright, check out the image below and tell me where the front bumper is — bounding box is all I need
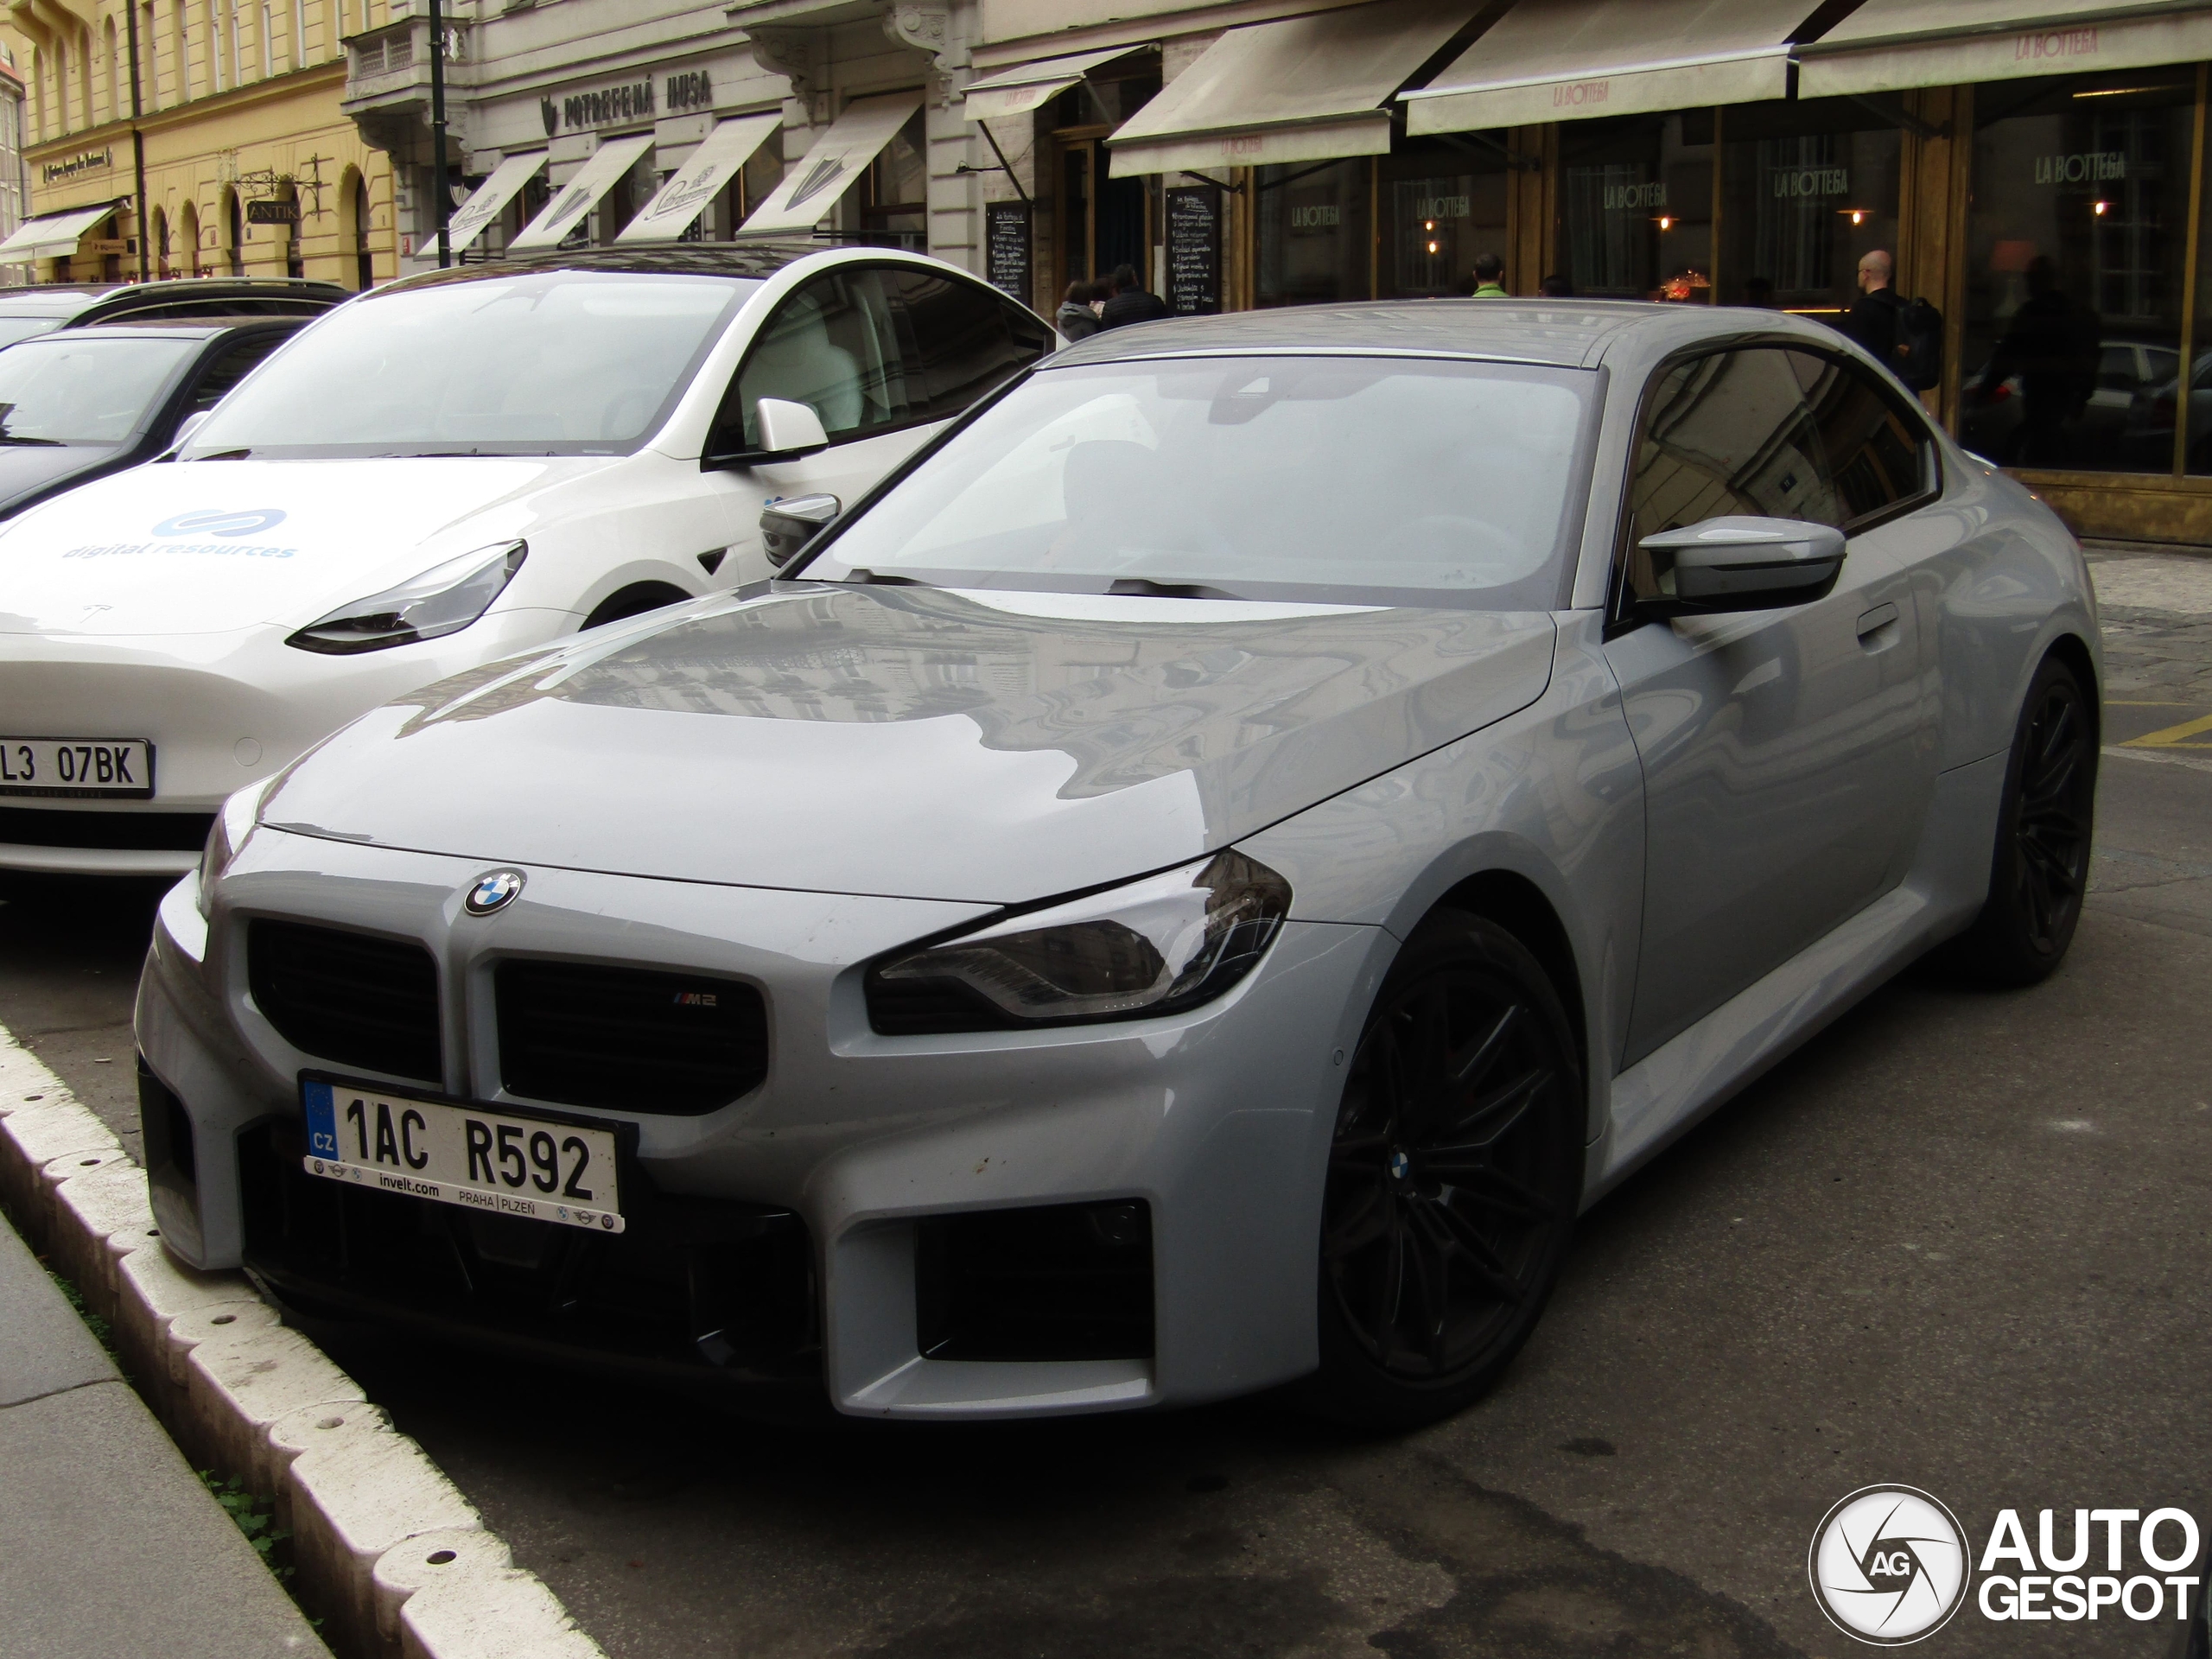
[137,831,1391,1418]
[0,610,566,875]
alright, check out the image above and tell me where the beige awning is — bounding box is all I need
[510,133,656,251]
[964,47,1145,122]
[0,200,118,261]
[1800,0,2212,99]
[618,113,782,242]
[738,92,923,234]
[442,152,545,257]
[1404,0,1826,134]
[1106,0,1480,178]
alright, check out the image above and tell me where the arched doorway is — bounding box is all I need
[150,205,168,276]
[338,166,372,289]
[179,199,200,274]
[224,188,242,275]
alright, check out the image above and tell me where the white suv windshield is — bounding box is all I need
[0,334,197,443]
[804,356,1593,608]
[182,271,753,458]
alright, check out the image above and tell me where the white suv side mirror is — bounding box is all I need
[755,397,830,459]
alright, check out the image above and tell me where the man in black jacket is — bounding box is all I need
[1099,263,1170,329]
[1844,250,1905,365]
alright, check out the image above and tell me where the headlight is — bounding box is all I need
[867,850,1292,1033]
[196,776,276,917]
[286,541,526,654]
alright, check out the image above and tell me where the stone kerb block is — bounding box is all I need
[281,1410,483,1655]
[0,1101,118,1221]
[112,1240,261,1421]
[398,1564,607,1659]
[46,1161,156,1303]
[370,1529,513,1655]
[184,1323,366,1492]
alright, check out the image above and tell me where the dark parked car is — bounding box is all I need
[0,318,309,519]
[0,278,346,350]
[1962,337,2180,469]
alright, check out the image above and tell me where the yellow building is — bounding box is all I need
[1,0,401,287]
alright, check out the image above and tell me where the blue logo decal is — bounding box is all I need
[464,869,525,915]
[151,507,288,538]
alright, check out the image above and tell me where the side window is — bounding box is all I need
[1787,349,1932,526]
[1620,347,1837,607]
[188,334,286,413]
[718,268,917,454]
[890,270,1052,420]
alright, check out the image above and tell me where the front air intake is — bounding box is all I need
[495,959,768,1115]
[247,919,442,1084]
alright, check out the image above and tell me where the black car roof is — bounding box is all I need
[0,278,347,321]
[59,316,314,340]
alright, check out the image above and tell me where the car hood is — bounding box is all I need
[261,584,1557,905]
[0,454,620,636]
[0,442,121,517]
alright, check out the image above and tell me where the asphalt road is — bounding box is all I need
[5,548,2209,1658]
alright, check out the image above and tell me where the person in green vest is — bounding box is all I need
[1471,252,1509,298]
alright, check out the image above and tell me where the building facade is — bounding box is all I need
[0,0,400,288]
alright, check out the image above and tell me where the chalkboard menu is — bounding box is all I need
[985,200,1031,302]
[1166,186,1223,316]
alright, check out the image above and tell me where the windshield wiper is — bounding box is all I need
[0,435,65,446]
[1106,577,1252,601]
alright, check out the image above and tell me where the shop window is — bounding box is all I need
[604,146,658,246]
[1255,158,1372,309]
[861,106,928,249]
[1719,98,1902,321]
[1560,114,1712,302]
[1963,70,2196,475]
[1378,144,1507,300]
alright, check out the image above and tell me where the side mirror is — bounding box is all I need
[168,410,212,453]
[754,397,830,459]
[760,493,840,567]
[1637,515,1847,614]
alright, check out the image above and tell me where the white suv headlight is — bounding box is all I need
[286,540,526,654]
[867,850,1292,1033]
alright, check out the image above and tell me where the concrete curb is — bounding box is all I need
[0,1033,606,1659]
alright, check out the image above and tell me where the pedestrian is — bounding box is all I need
[1539,272,1573,298]
[1098,263,1170,329]
[1842,250,1906,364]
[1977,256,2101,467]
[1056,279,1102,340]
[1471,252,1509,298]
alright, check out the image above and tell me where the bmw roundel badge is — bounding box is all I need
[464,869,525,915]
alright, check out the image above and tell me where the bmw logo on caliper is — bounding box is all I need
[463,869,525,915]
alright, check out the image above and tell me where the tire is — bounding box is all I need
[1942,653,2098,987]
[1294,911,1585,1432]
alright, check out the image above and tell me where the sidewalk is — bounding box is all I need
[0,1207,328,1658]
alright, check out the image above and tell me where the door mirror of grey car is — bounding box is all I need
[166,410,212,455]
[760,493,841,567]
[1636,515,1847,615]
[753,397,831,460]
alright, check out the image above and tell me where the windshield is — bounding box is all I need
[181,271,753,458]
[804,356,1593,608]
[0,334,197,443]
[0,316,64,349]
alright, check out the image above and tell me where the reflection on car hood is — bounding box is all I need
[0,442,123,518]
[263,584,1557,904]
[0,454,617,636]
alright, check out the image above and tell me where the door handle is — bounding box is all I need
[1856,602,1901,649]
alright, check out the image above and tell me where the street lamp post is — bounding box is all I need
[429,0,449,268]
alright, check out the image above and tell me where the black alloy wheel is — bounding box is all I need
[1300,912,1582,1430]
[1945,654,2098,986]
